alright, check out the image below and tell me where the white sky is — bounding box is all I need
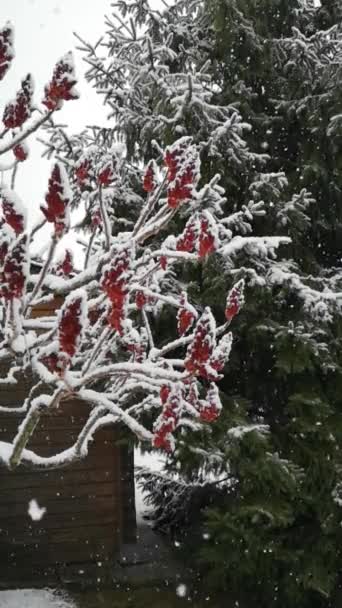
[0,0,111,257]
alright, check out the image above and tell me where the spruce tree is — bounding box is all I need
[167,2,342,606]
[43,1,342,605]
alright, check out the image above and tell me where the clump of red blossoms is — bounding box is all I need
[176,215,199,253]
[101,247,132,334]
[199,384,222,423]
[198,211,218,258]
[58,291,87,359]
[153,385,183,451]
[185,308,216,378]
[143,160,158,193]
[3,73,33,129]
[55,249,74,277]
[43,52,79,110]
[75,159,92,188]
[177,292,196,335]
[13,142,29,162]
[135,290,147,310]
[164,137,199,208]
[40,348,69,377]
[0,22,14,82]
[0,222,12,266]
[41,162,71,237]
[91,205,102,228]
[97,156,115,186]
[211,333,233,375]
[159,255,167,270]
[0,187,26,236]
[0,234,28,301]
[225,279,245,322]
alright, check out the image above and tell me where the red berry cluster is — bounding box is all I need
[58,293,86,360]
[164,138,199,208]
[101,248,132,335]
[176,212,218,258]
[177,292,196,335]
[123,326,146,363]
[3,74,33,129]
[211,333,233,375]
[143,160,157,193]
[75,159,92,188]
[153,385,182,451]
[225,279,245,322]
[97,158,115,186]
[185,308,216,378]
[159,255,168,270]
[198,213,217,258]
[0,223,12,266]
[198,384,222,423]
[0,23,14,82]
[0,235,27,301]
[135,290,147,309]
[13,142,29,162]
[176,216,199,253]
[43,52,79,110]
[0,188,25,236]
[40,349,70,377]
[41,163,70,237]
[55,249,74,277]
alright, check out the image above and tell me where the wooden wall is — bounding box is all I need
[0,298,137,585]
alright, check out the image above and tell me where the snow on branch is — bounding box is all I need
[1,16,332,471]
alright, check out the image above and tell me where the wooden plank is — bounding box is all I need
[0,467,116,489]
[0,511,119,533]
[0,494,118,517]
[0,535,119,565]
[0,480,118,502]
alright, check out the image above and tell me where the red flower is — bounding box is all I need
[3,74,33,129]
[143,160,157,193]
[43,52,79,110]
[56,249,74,277]
[97,158,115,186]
[152,385,183,452]
[160,385,171,404]
[75,159,92,187]
[187,382,199,407]
[91,206,102,228]
[185,308,216,378]
[41,162,71,237]
[225,279,245,322]
[177,292,196,336]
[176,216,199,253]
[0,23,14,82]
[88,305,104,326]
[164,137,199,209]
[198,212,217,258]
[0,222,12,266]
[135,290,147,310]
[160,255,167,270]
[167,179,193,209]
[43,53,79,110]
[58,291,87,359]
[13,142,29,162]
[40,350,69,376]
[199,384,222,423]
[107,303,125,334]
[101,248,132,334]
[0,234,28,301]
[1,187,26,235]
[152,433,172,452]
[211,332,233,373]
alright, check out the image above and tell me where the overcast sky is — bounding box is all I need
[0,0,112,257]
